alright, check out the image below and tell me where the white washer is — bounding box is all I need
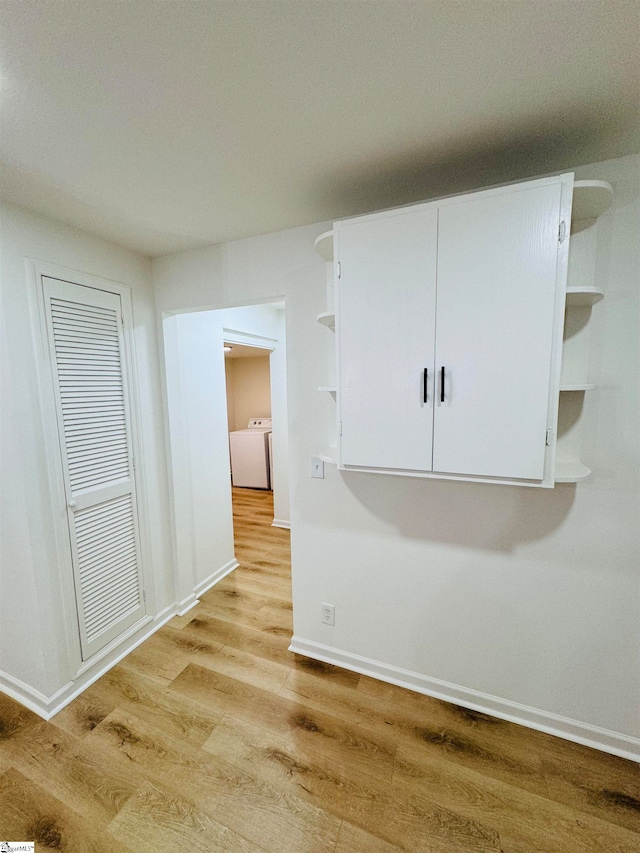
[229,418,272,489]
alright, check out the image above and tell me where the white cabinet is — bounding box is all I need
[332,174,573,487]
[337,206,438,471]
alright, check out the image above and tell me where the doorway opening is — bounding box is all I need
[224,339,275,544]
[162,299,289,615]
[224,341,273,492]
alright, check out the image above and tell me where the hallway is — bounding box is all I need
[0,489,638,850]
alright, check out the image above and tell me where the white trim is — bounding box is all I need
[222,328,277,351]
[1,604,177,720]
[75,615,153,677]
[176,594,199,617]
[160,313,196,608]
[1,559,240,721]
[25,258,82,691]
[272,519,290,529]
[288,637,640,763]
[177,558,239,614]
[194,558,238,598]
[0,672,55,719]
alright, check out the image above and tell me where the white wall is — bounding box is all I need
[0,202,174,708]
[152,155,639,758]
[226,356,271,433]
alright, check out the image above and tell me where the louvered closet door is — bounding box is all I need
[42,276,146,660]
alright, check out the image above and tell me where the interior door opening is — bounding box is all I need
[162,300,289,612]
[224,342,273,493]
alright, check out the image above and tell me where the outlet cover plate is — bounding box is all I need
[322,603,335,625]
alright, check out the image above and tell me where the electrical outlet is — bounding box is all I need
[321,603,335,626]
[311,456,324,479]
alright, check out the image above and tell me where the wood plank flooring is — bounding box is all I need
[1,486,639,851]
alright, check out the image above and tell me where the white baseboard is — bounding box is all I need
[0,672,57,721]
[289,636,640,763]
[0,559,240,722]
[194,558,238,598]
[272,519,290,529]
[1,604,177,721]
[176,595,199,617]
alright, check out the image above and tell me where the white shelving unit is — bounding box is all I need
[559,383,596,392]
[555,460,592,483]
[555,179,613,483]
[572,180,614,222]
[316,311,335,329]
[313,180,613,484]
[315,232,338,464]
[314,230,334,262]
[565,287,604,307]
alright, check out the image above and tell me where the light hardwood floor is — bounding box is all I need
[1,487,638,851]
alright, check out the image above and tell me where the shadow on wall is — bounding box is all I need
[340,472,575,553]
[313,108,635,220]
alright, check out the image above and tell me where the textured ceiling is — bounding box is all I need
[1,1,638,257]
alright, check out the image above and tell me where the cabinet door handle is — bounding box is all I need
[423,368,428,403]
[440,366,445,403]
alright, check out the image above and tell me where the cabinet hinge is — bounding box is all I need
[546,428,551,447]
[558,220,567,244]
[142,588,147,603]
[339,421,343,437]
[337,261,342,280]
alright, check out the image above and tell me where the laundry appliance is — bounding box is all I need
[229,418,272,489]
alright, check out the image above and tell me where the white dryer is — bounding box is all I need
[229,418,272,489]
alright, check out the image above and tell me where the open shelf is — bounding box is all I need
[565,287,604,307]
[559,383,596,392]
[314,230,334,262]
[572,180,614,222]
[318,446,338,464]
[555,460,592,483]
[317,311,335,330]
[318,385,336,394]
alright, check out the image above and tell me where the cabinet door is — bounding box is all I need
[433,181,563,481]
[337,206,437,471]
[42,276,146,660]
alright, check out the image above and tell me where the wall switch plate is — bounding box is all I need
[321,603,335,625]
[311,456,324,479]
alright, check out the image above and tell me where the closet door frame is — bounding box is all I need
[28,260,155,680]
